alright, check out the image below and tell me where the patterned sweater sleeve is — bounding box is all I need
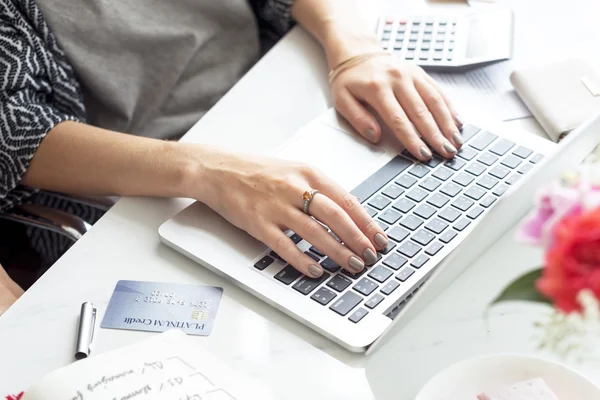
[0,0,86,212]
[249,0,296,38]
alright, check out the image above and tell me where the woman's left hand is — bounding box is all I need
[329,47,463,162]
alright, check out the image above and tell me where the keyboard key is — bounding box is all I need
[456,146,478,161]
[293,273,330,295]
[369,195,391,210]
[477,152,499,167]
[480,195,497,208]
[489,165,511,179]
[381,280,400,295]
[466,162,486,176]
[270,251,284,262]
[411,229,435,246]
[512,146,533,159]
[396,267,415,282]
[445,158,466,171]
[388,226,410,243]
[439,206,461,223]
[424,218,448,234]
[440,182,462,197]
[349,307,369,323]
[411,254,430,269]
[379,208,402,225]
[427,193,450,208]
[327,274,352,292]
[501,155,522,169]
[440,229,458,243]
[425,241,444,256]
[530,153,544,164]
[364,206,377,218]
[352,156,413,203]
[342,267,368,279]
[290,233,302,244]
[452,196,474,212]
[304,251,320,262]
[309,246,325,257]
[382,184,405,199]
[506,173,521,185]
[464,185,486,201]
[368,265,394,283]
[255,255,274,270]
[426,156,443,168]
[414,204,436,219]
[321,257,341,273]
[419,177,442,192]
[377,221,389,231]
[518,163,534,174]
[400,215,425,231]
[311,287,337,305]
[365,293,385,309]
[467,206,484,220]
[493,184,509,196]
[406,187,428,202]
[452,172,475,187]
[477,175,499,190]
[469,131,497,150]
[395,174,417,188]
[393,198,416,213]
[489,138,515,156]
[330,291,362,316]
[353,278,378,296]
[383,253,408,270]
[408,164,431,178]
[433,167,454,181]
[378,241,397,255]
[397,241,422,258]
[460,124,481,143]
[454,218,471,231]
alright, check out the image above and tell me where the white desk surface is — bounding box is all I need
[1,1,600,399]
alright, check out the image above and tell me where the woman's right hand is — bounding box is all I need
[189,146,389,278]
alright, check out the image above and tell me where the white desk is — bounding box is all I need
[1,1,599,399]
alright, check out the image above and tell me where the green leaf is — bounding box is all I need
[491,268,553,307]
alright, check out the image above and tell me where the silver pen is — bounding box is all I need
[75,302,96,360]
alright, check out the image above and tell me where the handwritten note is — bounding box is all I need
[22,330,272,400]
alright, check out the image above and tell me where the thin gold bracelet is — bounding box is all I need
[328,51,391,85]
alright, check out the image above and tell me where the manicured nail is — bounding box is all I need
[419,146,432,159]
[365,128,376,142]
[363,248,378,266]
[456,115,464,127]
[444,142,457,154]
[453,131,464,146]
[349,256,365,272]
[308,264,323,278]
[375,233,388,248]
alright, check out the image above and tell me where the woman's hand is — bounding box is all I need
[190,146,389,278]
[331,55,463,162]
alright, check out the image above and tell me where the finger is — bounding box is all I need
[334,89,382,144]
[265,225,325,278]
[288,207,366,274]
[423,74,463,128]
[394,81,457,159]
[366,89,432,161]
[413,77,463,149]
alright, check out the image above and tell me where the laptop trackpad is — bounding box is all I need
[274,119,391,192]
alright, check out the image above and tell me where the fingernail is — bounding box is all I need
[349,256,365,273]
[308,264,323,278]
[363,248,378,266]
[443,142,457,154]
[419,146,432,159]
[375,233,388,248]
[456,115,464,127]
[453,131,464,146]
[365,128,376,142]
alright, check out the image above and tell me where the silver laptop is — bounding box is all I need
[159,108,600,354]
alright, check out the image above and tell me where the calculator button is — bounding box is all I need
[406,51,415,60]
[465,162,486,176]
[378,241,397,255]
[447,52,453,61]
[456,146,478,161]
[501,155,522,169]
[470,132,498,151]
[530,154,544,164]
[382,184,405,199]
[411,229,435,246]
[451,196,474,212]
[433,51,443,61]
[408,42,417,51]
[489,139,515,156]
[383,253,408,270]
[423,33,433,41]
[419,177,442,192]
[321,257,341,273]
[387,226,410,243]
[512,146,533,159]
[368,265,394,283]
[327,274,352,292]
[364,206,377,218]
[381,280,400,295]
[349,308,369,323]
[353,278,378,296]
[382,32,391,40]
[406,187,428,202]
[377,221,389,231]
[398,241,422,258]
[425,241,444,256]
[435,42,445,51]
[421,42,431,51]
[453,218,471,232]
[489,165,511,180]
[467,206,484,220]
[293,273,330,295]
[424,218,448,234]
[433,167,454,181]
[311,287,337,306]
[379,208,402,225]
[480,195,497,208]
[477,175,499,190]
[396,174,417,188]
[439,207,461,223]
[493,184,509,197]
[445,158,466,171]
[478,152,499,166]
[427,193,450,208]
[419,52,429,61]
[439,229,458,244]
[440,182,462,197]
[411,254,429,269]
[365,293,385,309]
[394,43,403,50]
[393,198,416,213]
[369,195,391,210]
[464,186,486,201]
[330,291,362,316]
[519,163,534,174]
[452,172,474,187]
[254,255,274,270]
[506,173,521,186]
[414,204,436,220]
[400,214,424,231]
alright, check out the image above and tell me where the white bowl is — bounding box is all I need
[415,353,600,400]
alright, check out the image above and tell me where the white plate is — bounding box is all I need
[416,353,600,400]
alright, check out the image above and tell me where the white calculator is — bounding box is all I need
[377,8,514,71]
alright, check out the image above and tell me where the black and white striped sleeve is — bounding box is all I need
[0,0,86,212]
[249,0,296,38]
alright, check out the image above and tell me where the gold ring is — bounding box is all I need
[302,190,319,215]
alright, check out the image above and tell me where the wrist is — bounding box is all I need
[322,22,381,69]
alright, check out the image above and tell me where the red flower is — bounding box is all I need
[536,207,600,313]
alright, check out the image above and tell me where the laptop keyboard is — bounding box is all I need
[253,125,543,323]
